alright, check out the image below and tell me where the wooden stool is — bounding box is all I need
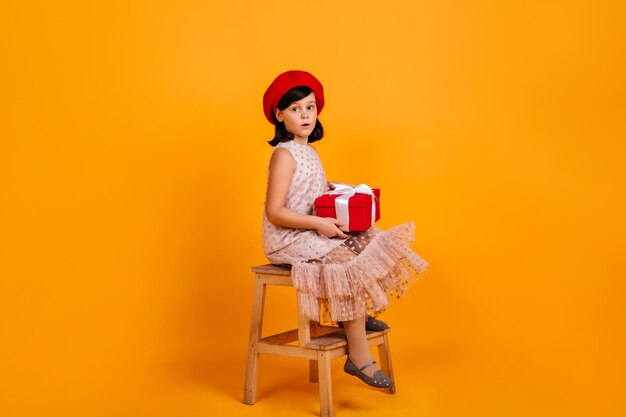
[243,264,396,417]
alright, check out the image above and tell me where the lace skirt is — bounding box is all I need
[292,221,428,323]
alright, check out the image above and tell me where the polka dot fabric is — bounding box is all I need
[262,140,346,262]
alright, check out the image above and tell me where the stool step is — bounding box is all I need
[259,327,391,351]
[260,325,339,346]
[306,328,390,351]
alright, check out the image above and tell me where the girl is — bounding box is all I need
[262,70,428,389]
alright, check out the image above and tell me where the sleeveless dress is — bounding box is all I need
[262,139,428,323]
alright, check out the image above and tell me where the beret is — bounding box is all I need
[263,70,325,125]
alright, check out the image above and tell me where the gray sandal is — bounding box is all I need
[365,315,389,331]
[338,315,389,331]
[344,356,394,388]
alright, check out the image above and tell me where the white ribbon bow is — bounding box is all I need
[325,183,377,231]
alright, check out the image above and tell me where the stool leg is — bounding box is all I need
[297,293,318,383]
[377,332,396,394]
[243,275,266,405]
[309,359,319,383]
[317,351,333,417]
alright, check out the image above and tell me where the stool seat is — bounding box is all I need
[243,264,396,417]
[251,264,292,275]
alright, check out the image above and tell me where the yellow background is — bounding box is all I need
[2,1,625,416]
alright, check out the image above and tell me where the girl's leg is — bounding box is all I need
[342,316,381,377]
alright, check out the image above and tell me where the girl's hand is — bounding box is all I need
[315,217,349,239]
[327,181,356,191]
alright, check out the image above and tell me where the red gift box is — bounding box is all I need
[314,184,381,232]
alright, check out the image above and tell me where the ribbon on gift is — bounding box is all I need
[325,183,377,230]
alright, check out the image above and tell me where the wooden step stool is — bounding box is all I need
[243,264,396,417]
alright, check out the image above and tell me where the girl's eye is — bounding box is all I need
[307,105,315,110]
[291,107,299,112]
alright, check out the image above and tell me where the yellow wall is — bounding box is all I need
[2,1,624,416]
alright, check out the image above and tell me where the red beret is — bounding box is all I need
[263,70,325,125]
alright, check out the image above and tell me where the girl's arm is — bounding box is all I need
[266,148,348,238]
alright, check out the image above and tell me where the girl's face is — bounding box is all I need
[275,92,318,141]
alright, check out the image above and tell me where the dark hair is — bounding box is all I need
[267,85,324,147]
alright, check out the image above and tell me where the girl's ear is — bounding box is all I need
[275,108,283,123]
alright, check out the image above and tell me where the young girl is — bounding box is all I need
[262,70,428,389]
